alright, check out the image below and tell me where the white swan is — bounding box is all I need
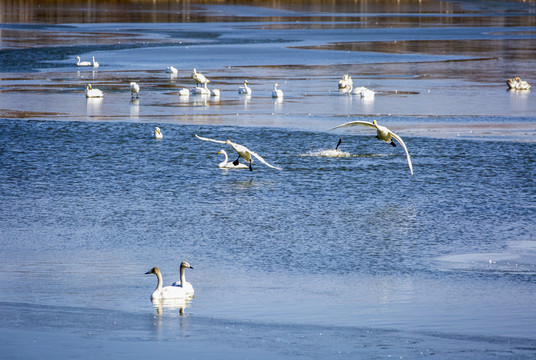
[191,82,211,95]
[195,134,282,171]
[217,149,249,169]
[130,82,140,98]
[211,88,221,97]
[166,66,178,75]
[352,86,375,98]
[238,80,252,95]
[171,261,195,296]
[76,56,91,66]
[192,68,209,87]
[507,76,531,90]
[272,83,283,98]
[154,127,163,139]
[91,56,99,68]
[145,267,190,301]
[85,83,103,98]
[338,74,353,90]
[178,88,189,96]
[333,120,413,175]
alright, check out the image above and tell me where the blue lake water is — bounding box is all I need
[1,1,535,358]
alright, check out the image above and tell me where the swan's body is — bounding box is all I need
[238,80,252,95]
[353,86,375,98]
[145,267,190,301]
[272,83,283,98]
[171,261,195,296]
[211,88,221,97]
[507,77,531,90]
[191,83,211,95]
[154,127,163,139]
[217,149,249,169]
[195,134,282,171]
[178,88,190,96]
[85,84,103,98]
[91,56,99,68]
[338,74,353,90]
[76,56,91,66]
[130,82,140,98]
[333,120,413,175]
[166,66,178,75]
[192,68,209,86]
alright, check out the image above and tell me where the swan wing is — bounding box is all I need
[195,134,226,144]
[389,131,413,175]
[332,120,375,130]
[249,150,282,170]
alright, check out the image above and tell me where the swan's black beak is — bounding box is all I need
[190,266,194,270]
[145,270,152,275]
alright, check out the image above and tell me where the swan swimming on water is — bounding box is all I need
[238,80,252,95]
[130,82,140,98]
[85,84,103,98]
[217,149,249,169]
[272,83,283,98]
[154,127,163,139]
[76,56,91,66]
[195,134,282,171]
[171,261,195,296]
[507,76,531,90]
[145,267,190,301]
[91,56,99,68]
[333,120,413,175]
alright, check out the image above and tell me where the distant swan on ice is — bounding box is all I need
[338,74,353,90]
[130,82,140,98]
[145,267,190,301]
[166,66,178,75]
[192,68,209,87]
[76,56,91,66]
[91,56,99,68]
[171,261,195,296]
[85,84,103,98]
[272,83,283,98]
[191,82,211,95]
[507,76,531,90]
[238,80,252,95]
[217,149,249,169]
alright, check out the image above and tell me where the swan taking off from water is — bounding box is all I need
[333,120,413,175]
[272,83,283,98]
[217,149,249,169]
[195,134,282,171]
[166,66,178,75]
[154,127,163,139]
[171,261,195,296]
[145,267,190,301]
[238,80,252,95]
[192,68,209,87]
[85,84,103,98]
[76,56,91,66]
[91,56,99,68]
[130,82,140,98]
[315,138,351,157]
[507,76,531,90]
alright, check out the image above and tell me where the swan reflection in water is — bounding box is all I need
[152,296,192,316]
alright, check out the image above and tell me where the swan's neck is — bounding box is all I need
[179,266,187,286]
[155,271,163,291]
[221,151,228,164]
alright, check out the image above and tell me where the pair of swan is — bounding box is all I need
[154,127,163,139]
[146,261,194,301]
[85,83,103,98]
[196,134,282,171]
[507,77,531,90]
[333,120,413,175]
[76,56,99,67]
[130,82,140,98]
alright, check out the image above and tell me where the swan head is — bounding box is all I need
[218,149,226,155]
[225,140,231,145]
[274,83,279,87]
[86,83,92,90]
[155,127,161,133]
[180,261,193,270]
[130,82,136,86]
[373,120,378,126]
[145,267,160,275]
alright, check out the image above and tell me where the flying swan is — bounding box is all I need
[217,149,249,169]
[145,267,191,301]
[171,261,195,296]
[333,120,413,175]
[195,134,282,171]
